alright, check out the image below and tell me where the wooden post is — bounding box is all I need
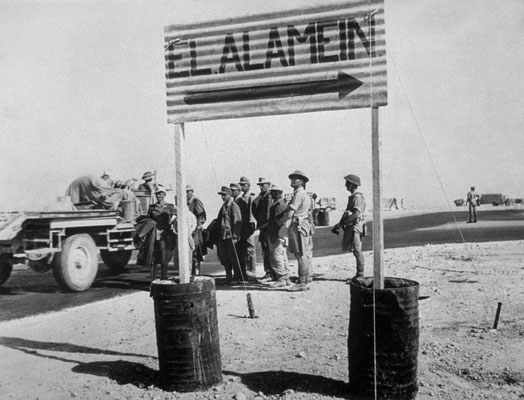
[371,106,384,289]
[174,123,190,283]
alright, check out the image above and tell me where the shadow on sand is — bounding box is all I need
[224,369,350,398]
[0,335,158,389]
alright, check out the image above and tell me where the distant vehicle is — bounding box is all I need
[454,199,465,207]
[282,192,336,226]
[480,193,506,206]
[0,210,134,292]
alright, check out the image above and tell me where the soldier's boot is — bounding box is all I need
[192,261,201,276]
[150,264,159,282]
[160,263,168,280]
[288,282,310,292]
[354,267,364,280]
[246,254,257,276]
[288,274,310,291]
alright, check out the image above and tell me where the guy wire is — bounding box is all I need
[387,48,494,323]
[366,3,379,398]
[200,123,252,294]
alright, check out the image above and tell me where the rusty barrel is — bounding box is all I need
[121,200,136,223]
[150,277,222,392]
[348,277,419,400]
[316,210,330,226]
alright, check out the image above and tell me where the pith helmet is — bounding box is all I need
[155,185,167,194]
[257,177,271,185]
[142,171,154,180]
[344,174,361,186]
[288,170,309,183]
[269,184,283,192]
[186,184,194,192]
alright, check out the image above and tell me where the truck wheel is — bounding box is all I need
[100,249,132,272]
[0,257,13,286]
[53,234,98,292]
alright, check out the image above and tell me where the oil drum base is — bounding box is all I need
[151,277,222,392]
[348,276,419,400]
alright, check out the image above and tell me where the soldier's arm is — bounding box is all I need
[231,204,242,241]
[194,199,207,226]
[278,202,296,225]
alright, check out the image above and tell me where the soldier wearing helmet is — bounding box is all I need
[332,174,366,280]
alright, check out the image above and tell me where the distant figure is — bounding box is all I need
[186,184,207,276]
[466,186,479,223]
[332,174,366,280]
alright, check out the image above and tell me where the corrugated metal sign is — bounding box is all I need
[165,0,386,123]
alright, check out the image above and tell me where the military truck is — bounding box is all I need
[479,193,506,206]
[0,210,135,292]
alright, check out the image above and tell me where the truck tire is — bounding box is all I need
[53,234,98,292]
[100,249,132,272]
[0,257,13,286]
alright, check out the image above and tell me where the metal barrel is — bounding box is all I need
[150,277,222,392]
[316,210,330,226]
[121,200,136,223]
[348,277,419,400]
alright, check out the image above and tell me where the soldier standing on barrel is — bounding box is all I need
[332,174,366,281]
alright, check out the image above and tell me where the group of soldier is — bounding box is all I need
[134,169,367,292]
[212,171,314,291]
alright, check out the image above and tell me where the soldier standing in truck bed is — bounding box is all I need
[138,171,157,193]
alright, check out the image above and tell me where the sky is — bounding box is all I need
[1,0,523,215]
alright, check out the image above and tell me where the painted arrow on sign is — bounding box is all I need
[183,72,363,105]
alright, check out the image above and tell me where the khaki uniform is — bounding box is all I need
[287,187,313,284]
[340,192,366,276]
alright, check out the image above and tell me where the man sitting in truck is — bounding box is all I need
[65,175,141,215]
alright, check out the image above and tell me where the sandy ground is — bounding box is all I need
[0,240,523,400]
